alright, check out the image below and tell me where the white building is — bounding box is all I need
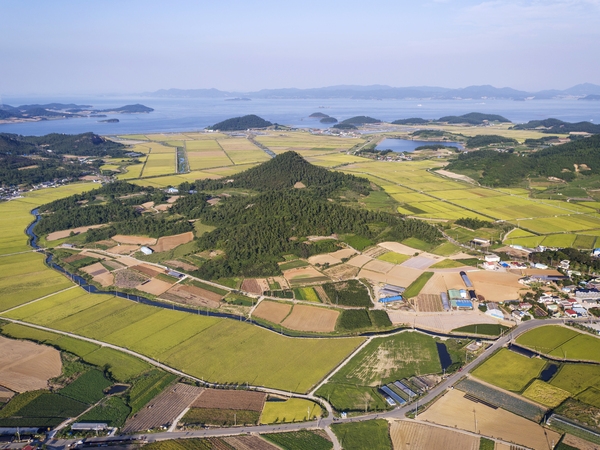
[140,246,154,255]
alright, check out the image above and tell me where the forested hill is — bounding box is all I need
[0,132,126,157]
[208,114,272,131]
[512,118,600,134]
[190,151,371,195]
[446,134,600,186]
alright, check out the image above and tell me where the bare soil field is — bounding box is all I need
[242,279,263,295]
[136,278,174,295]
[449,252,477,260]
[271,276,289,289]
[360,266,422,287]
[154,204,172,212]
[112,235,157,245]
[93,272,114,287]
[161,284,222,309]
[522,268,563,277]
[0,386,14,402]
[165,260,199,272]
[116,256,139,267]
[363,246,388,258]
[224,436,279,450]
[114,269,148,288]
[122,383,204,433]
[308,254,341,266]
[103,260,126,271]
[256,278,270,293]
[435,169,477,184]
[363,259,395,274]
[283,266,329,286]
[468,271,526,301]
[253,301,292,324]
[419,389,560,450]
[378,242,422,255]
[0,335,62,392]
[390,420,479,450]
[80,262,108,276]
[167,196,180,203]
[330,248,357,260]
[153,232,195,252]
[401,256,439,270]
[63,253,88,263]
[132,264,164,277]
[494,444,511,450]
[562,434,599,450]
[192,388,266,411]
[46,224,106,241]
[415,294,443,312]
[347,254,373,268]
[323,263,359,281]
[388,310,502,332]
[281,304,339,332]
[141,201,155,210]
[420,272,466,295]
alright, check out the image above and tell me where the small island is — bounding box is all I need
[209,114,273,131]
[98,118,119,123]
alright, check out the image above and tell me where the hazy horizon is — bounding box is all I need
[2,0,599,96]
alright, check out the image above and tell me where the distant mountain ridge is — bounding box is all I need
[141,83,600,100]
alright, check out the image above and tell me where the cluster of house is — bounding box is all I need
[378,284,405,303]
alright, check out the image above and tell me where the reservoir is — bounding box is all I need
[436,342,453,371]
[376,138,464,153]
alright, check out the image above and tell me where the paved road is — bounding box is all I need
[41,317,587,450]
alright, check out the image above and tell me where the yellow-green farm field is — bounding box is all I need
[471,348,546,392]
[142,152,176,177]
[1,291,363,392]
[260,398,322,424]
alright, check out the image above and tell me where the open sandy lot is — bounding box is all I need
[347,254,373,268]
[112,235,157,245]
[0,336,62,393]
[153,232,194,252]
[390,420,479,450]
[253,300,292,323]
[420,389,560,450]
[468,271,526,301]
[136,278,174,295]
[387,310,505,332]
[107,244,140,255]
[281,304,339,332]
[46,224,106,241]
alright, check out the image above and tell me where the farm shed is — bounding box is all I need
[485,303,504,320]
[451,300,473,310]
[140,246,154,255]
[448,289,468,300]
[71,423,108,431]
[382,284,405,294]
[484,254,500,262]
[379,295,403,303]
[380,386,406,405]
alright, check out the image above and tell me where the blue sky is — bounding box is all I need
[1,0,599,94]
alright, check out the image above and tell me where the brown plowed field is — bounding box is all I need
[415,294,443,312]
[107,244,139,254]
[114,269,148,288]
[419,389,560,450]
[390,420,479,450]
[161,284,222,309]
[467,272,526,302]
[63,253,88,263]
[136,278,174,295]
[330,248,357,259]
[253,301,292,324]
[165,260,198,271]
[242,279,263,294]
[281,304,339,332]
[363,259,395,274]
[324,263,359,281]
[80,262,108,276]
[0,336,61,393]
[122,383,204,433]
[93,272,114,287]
[103,260,126,271]
[0,386,14,402]
[562,434,599,450]
[154,204,172,212]
[116,256,138,267]
[46,224,106,241]
[153,232,194,252]
[308,254,341,265]
[132,264,164,277]
[112,234,156,245]
[283,267,329,286]
[347,254,372,268]
[192,388,266,411]
[224,436,279,450]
